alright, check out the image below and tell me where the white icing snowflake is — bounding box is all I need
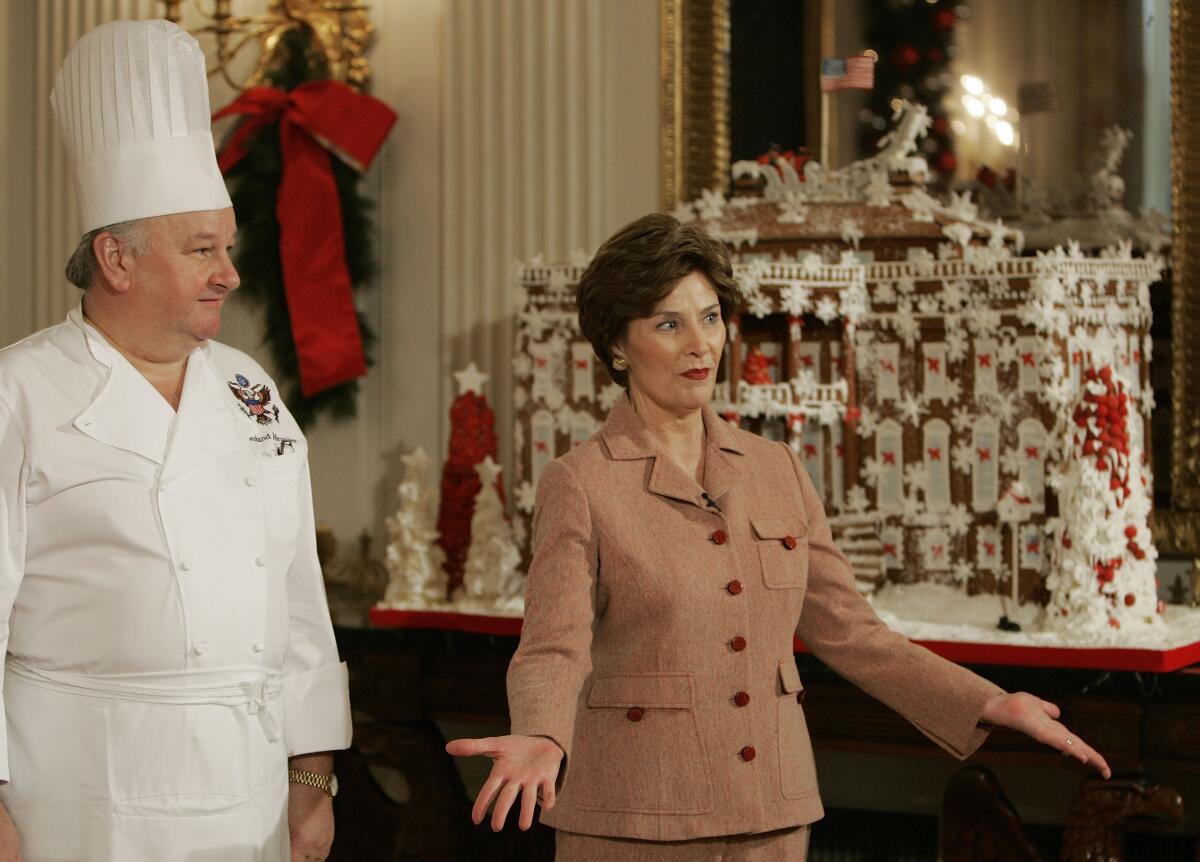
[781,284,813,316]
[893,312,920,346]
[860,457,883,488]
[951,441,975,472]
[904,462,929,495]
[945,504,972,537]
[937,242,959,261]
[874,281,897,305]
[818,400,843,426]
[917,296,941,315]
[895,276,917,296]
[747,292,774,318]
[513,387,529,410]
[544,385,566,411]
[515,480,537,514]
[671,201,697,223]
[520,308,553,339]
[845,485,869,512]
[1139,388,1156,413]
[951,405,975,434]
[598,383,623,410]
[841,283,869,322]
[802,253,824,275]
[899,393,923,424]
[815,296,840,324]
[999,448,1022,476]
[555,406,575,434]
[993,392,1018,424]
[865,171,893,207]
[952,562,974,586]
[696,188,726,220]
[942,377,962,402]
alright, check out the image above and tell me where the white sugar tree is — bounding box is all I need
[460,456,524,613]
[381,447,448,608]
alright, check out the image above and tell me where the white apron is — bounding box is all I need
[0,660,289,862]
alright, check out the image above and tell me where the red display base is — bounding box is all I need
[368,608,1200,673]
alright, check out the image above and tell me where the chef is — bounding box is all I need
[0,19,351,862]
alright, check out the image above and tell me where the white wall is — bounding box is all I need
[0,0,660,554]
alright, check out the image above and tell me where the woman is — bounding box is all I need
[448,214,1109,860]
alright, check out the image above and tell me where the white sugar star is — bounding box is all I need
[454,362,488,396]
[475,455,503,486]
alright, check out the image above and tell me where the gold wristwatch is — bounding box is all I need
[288,768,339,798]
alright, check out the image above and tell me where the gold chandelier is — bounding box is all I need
[161,1,375,92]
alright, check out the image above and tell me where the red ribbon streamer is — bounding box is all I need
[214,81,396,397]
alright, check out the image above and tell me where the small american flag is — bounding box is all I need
[820,56,875,92]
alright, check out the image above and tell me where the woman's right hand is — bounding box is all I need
[444,734,564,831]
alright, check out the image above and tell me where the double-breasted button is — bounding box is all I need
[711,529,727,545]
[255,555,267,568]
[740,746,757,762]
[783,535,798,550]
[191,642,208,656]
[626,707,644,722]
[734,691,750,707]
[252,641,265,653]
[179,560,192,572]
[730,636,747,652]
[244,476,257,488]
[726,580,743,596]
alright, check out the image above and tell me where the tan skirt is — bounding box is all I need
[555,825,811,861]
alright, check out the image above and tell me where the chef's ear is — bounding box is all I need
[92,230,137,294]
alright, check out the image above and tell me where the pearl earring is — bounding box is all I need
[612,357,628,371]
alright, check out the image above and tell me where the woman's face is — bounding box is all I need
[613,271,726,422]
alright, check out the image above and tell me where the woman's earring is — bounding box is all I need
[612,357,629,371]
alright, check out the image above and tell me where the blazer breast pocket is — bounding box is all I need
[751,516,810,591]
[567,672,714,815]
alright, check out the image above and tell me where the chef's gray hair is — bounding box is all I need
[64,219,151,290]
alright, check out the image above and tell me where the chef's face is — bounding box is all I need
[614,271,726,422]
[125,208,241,348]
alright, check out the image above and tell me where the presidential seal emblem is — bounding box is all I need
[228,374,280,425]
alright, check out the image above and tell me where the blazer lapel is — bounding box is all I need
[161,346,250,484]
[599,395,746,508]
[69,307,173,466]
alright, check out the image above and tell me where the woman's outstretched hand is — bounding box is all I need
[981,692,1112,779]
[445,734,564,831]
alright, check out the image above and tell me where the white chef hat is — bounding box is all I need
[51,19,232,234]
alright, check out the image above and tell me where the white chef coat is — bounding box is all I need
[0,306,352,861]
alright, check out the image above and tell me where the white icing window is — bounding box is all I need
[880,526,903,570]
[973,337,998,398]
[530,409,556,486]
[976,525,1001,572]
[923,528,951,571]
[875,342,901,402]
[530,343,558,403]
[1017,418,1047,511]
[875,419,905,511]
[570,411,598,448]
[1019,525,1044,571]
[922,342,948,401]
[923,419,952,513]
[801,422,825,503]
[830,419,845,510]
[971,418,1000,512]
[571,342,594,402]
[1016,336,1040,393]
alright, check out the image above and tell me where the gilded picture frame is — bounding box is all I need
[661,0,1200,558]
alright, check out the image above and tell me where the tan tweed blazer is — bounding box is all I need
[507,395,1004,841]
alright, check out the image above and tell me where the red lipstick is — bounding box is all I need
[682,368,710,380]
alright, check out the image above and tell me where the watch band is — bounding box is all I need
[288,768,337,797]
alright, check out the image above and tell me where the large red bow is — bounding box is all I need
[214,81,396,397]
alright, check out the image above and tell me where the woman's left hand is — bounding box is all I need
[980,692,1111,779]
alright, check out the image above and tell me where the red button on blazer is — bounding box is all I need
[730,636,747,652]
[711,530,727,545]
[726,580,743,595]
[740,746,757,762]
[627,707,644,722]
[783,535,798,550]
[734,691,750,707]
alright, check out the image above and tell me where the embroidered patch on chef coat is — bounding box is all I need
[228,374,280,425]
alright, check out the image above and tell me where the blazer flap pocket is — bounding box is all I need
[587,673,694,709]
[778,659,804,694]
[751,516,808,541]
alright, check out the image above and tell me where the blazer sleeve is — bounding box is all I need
[0,394,29,782]
[506,458,599,778]
[785,443,1005,759]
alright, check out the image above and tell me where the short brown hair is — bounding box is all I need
[577,214,741,386]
